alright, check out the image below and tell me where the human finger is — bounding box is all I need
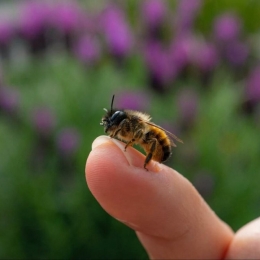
[225,217,260,259]
[86,136,233,259]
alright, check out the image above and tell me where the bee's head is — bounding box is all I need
[100,95,127,134]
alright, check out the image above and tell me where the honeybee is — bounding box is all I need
[100,95,183,170]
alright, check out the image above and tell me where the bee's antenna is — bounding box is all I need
[111,95,115,111]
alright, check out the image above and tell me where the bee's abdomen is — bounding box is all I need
[161,144,171,161]
[153,131,172,162]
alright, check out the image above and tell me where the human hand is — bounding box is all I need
[86,136,260,259]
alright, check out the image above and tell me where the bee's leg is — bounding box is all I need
[144,138,157,171]
[134,128,144,139]
[109,133,116,139]
[110,119,129,138]
[111,128,121,138]
[115,119,132,151]
[124,129,143,151]
[124,140,133,151]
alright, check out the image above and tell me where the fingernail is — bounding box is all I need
[91,135,111,150]
[91,136,134,166]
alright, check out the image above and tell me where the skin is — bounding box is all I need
[86,136,260,259]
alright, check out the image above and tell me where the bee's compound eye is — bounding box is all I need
[111,111,120,121]
[110,111,126,125]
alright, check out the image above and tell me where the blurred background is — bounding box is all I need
[1,0,260,258]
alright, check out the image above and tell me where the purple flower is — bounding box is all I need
[0,87,20,114]
[50,2,84,34]
[145,41,176,87]
[117,91,149,111]
[177,88,199,123]
[0,20,14,45]
[169,36,195,72]
[175,0,202,35]
[32,107,55,137]
[74,35,101,64]
[101,5,133,57]
[19,2,51,39]
[56,128,81,157]
[192,42,219,72]
[224,41,248,66]
[246,66,260,103]
[141,0,166,29]
[214,13,241,43]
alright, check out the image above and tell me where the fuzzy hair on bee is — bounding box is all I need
[100,95,183,170]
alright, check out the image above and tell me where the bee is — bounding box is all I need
[100,95,183,170]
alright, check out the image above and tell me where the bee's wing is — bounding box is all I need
[143,121,183,147]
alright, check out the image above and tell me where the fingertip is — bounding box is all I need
[85,136,129,195]
[87,135,162,177]
[85,136,176,233]
[91,135,113,151]
[85,135,150,209]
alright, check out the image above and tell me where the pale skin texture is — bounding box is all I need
[86,136,260,259]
